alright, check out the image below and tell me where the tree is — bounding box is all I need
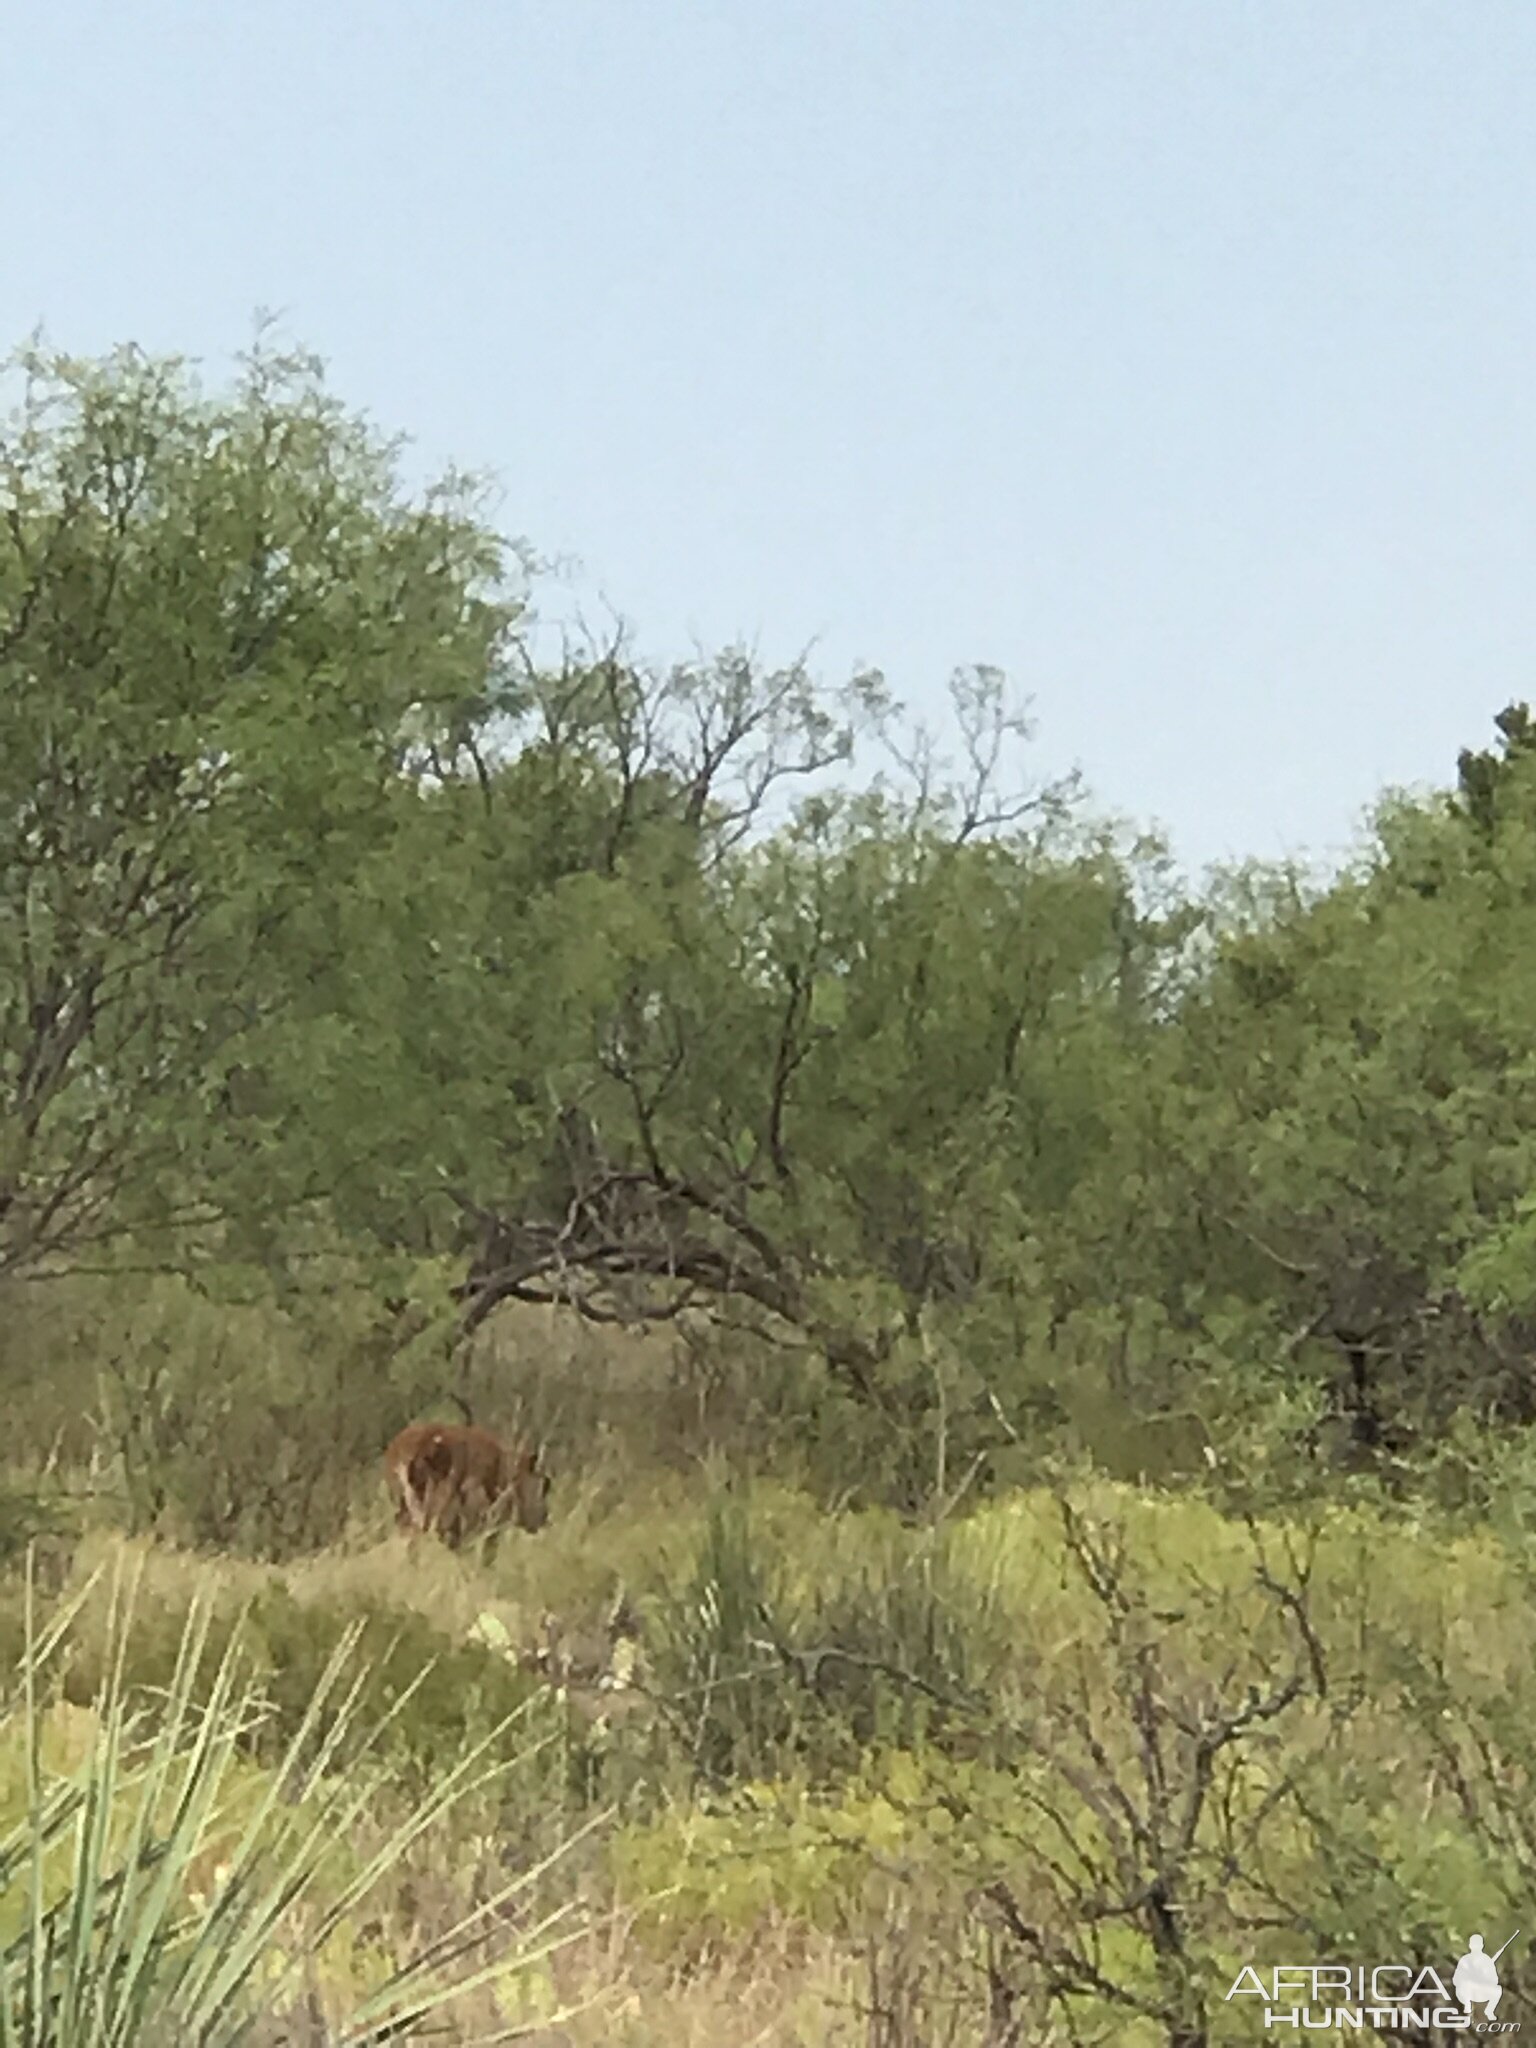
[1110,716,1536,1459]
[426,659,1183,1478]
[1453,699,1536,839]
[0,337,523,1276]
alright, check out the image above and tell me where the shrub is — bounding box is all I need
[0,1549,601,2044]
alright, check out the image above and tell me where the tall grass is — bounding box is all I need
[0,1547,604,2045]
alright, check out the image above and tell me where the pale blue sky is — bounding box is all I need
[6,3,1533,875]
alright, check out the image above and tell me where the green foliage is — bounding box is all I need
[0,1487,76,1576]
[4,1465,1535,2040]
[640,1486,1036,1792]
[12,323,1536,1523]
[0,1552,591,2045]
[59,1263,448,1559]
[240,1584,556,1801]
[612,1769,893,1949]
[23,322,1536,2040]
[0,335,522,1278]
[644,1493,800,1788]
[1145,731,1536,1450]
[46,1559,569,1831]
[613,1482,1536,2039]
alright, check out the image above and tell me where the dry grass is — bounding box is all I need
[5,1388,1533,2045]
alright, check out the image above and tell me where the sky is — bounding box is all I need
[6,2,1534,878]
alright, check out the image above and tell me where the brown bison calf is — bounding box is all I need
[383,1422,550,1548]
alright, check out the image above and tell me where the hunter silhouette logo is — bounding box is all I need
[1225,1927,1521,2033]
[1455,1932,1517,2025]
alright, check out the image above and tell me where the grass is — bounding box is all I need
[0,1549,602,2045]
[0,1445,1532,2043]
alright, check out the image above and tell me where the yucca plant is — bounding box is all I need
[645,1494,803,1787]
[0,1548,608,2045]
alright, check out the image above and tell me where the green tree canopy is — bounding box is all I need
[0,338,523,1274]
